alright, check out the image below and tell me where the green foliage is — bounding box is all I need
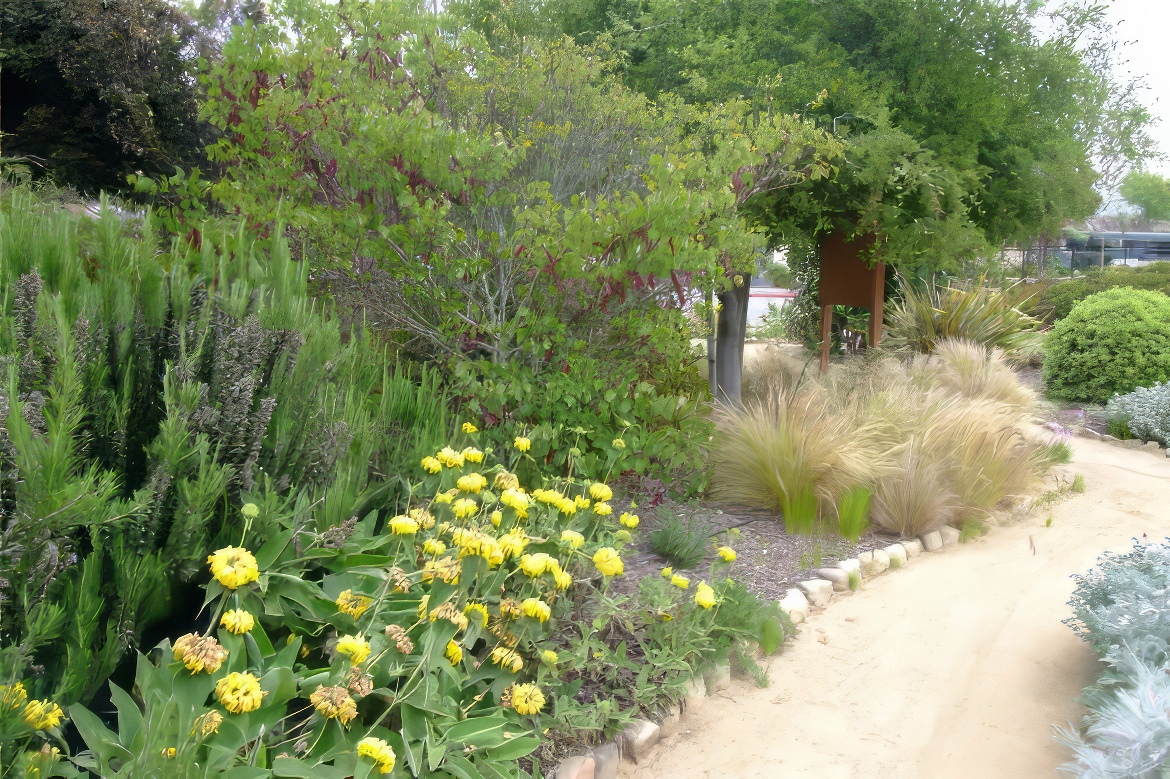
[1058,540,1170,774]
[2,0,211,191]
[0,194,451,718]
[648,512,713,569]
[835,487,872,542]
[1120,170,1170,222]
[885,277,1044,359]
[959,518,990,543]
[1038,262,1170,322]
[1043,442,1075,465]
[1072,473,1086,494]
[1043,288,1170,404]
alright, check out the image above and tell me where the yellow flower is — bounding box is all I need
[207,546,259,589]
[462,447,485,464]
[220,609,255,634]
[574,495,591,509]
[241,502,259,519]
[490,646,524,673]
[670,574,690,589]
[592,501,612,516]
[389,515,419,535]
[421,557,461,585]
[615,529,632,543]
[592,547,624,577]
[694,581,717,609]
[518,552,554,577]
[335,635,371,665]
[457,472,488,494]
[619,512,640,528]
[589,483,613,502]
[453,498,478,519]
[554,568,573,590]
[1,682,27,712]
[717,545,737,562]
[437,447,465,468]
[541,649,559,665]
[464,602,490,627]
[310,685,357,726]
[445,640,463,665]
[172,633,228,674]
[162,747,176,758]
[612,438,626,449]
[490,510,503,527]
[214,672,265,714]
[661,567,673,578]
[511,683,545,715]
[194,710,222,737]
[335,590,372,619]
[410,507,436,529]
[521,598,551,623]
[421,456,442,474]
[22,700,63,731]
[501,487,529,514]
[499,528,530,558]
[462,421,478,434]
[514,436,531,452]
[434,491,454,504]
[560,529,584,548]
[421,538,445,556]
[556,498,578,516]
[357,736,397,774]
[536,489,562,505]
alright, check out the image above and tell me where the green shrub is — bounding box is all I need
[1038,261,1170,321]
[1106,380,1170,445]
[648,511,714,568]
[1043,288,1170,403]
[835,487,872,541]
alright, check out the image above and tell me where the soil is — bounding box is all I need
[620,434,1170,778]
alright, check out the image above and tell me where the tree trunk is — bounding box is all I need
[715,274,750,405]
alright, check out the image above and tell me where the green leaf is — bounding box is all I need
[442,714,509,750]
[480,735,542,762]
[108,682,144,750]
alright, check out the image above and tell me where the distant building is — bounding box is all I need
[1059,231,1170,269]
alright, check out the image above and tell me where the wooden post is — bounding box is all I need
[819,304,832,375]
[868,268,884,348]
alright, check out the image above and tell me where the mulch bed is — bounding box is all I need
[608,495,888,603]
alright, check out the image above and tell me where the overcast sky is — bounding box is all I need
[1105,0,1170,173]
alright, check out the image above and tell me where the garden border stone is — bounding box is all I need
[920,530,943,551]
[939,525,961,546]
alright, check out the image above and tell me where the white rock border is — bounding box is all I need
[1079,426,1169,458]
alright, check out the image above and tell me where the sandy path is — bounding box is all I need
[625,436,1170,779]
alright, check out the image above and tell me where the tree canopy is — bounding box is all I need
[1119,170,1170,223]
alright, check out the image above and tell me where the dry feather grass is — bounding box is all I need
[741,346,812,401]
[713,345,1042,538]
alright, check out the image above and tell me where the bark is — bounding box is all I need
[715,275,751,405]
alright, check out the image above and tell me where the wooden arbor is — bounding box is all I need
[818,232,885,373]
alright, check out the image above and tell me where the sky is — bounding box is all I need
[1105,0,1170,174]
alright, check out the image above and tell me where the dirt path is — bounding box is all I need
[625,436,1170,779]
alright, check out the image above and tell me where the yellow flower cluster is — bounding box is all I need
[592,547,624,577]
[560,529,584,548]
[335,590,372,619]
[464,602,490,627]
[207,546,259,589]
[358,736,397,774]
[335,635,371,665]
[490,646,524,673]
[436,447,465,468]
[310,685,357,726]
[694,581,717,609]
[717,545,737,562]
[221,609,255,634]
[22,699,63,731]
[423,538,447,556]
[463,447,484,464]
[520,598,551,623]
[671,574,690,589]
[214,672,265,714]
[195,710,223,737]
[462,421,478,434]
[499,527,529,558]
[619,512,640,528]
[514,436,531,452]
[510,683,545,715]
[451,528,504,565]
[173,633,228,674]
[389,514,420,534]
[457,472,488,493]
[589,483,613,502]
[445,640,463,665]
[453,498,478,519]
[1,682,27,712]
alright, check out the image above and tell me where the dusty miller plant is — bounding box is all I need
[1106,382,1170,446]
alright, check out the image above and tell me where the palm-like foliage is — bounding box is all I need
[884,276,1044,360]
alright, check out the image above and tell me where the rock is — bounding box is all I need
[704,662,732,694]
[1102,434,1118,443]
[558,757,596,779]
[1077,427,1101,439]
[815,567,851,592]
[778,589,810,624]
[683,675,706,702]
[939,525,961,546]
[658,700,681,729]
[1145,441,1162,454]
[883,543,908,568]
[621,719,662,763]
[835,558,861,574]
[902,539,923,558]
[797,578,833,608]
[591,741,620,779]
[858,549,890,577]
[920,530,943,552]
[1166,448,1170,458]
[1122,438,1144,450]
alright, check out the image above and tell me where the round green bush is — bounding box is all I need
[1043,287,1170,403]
